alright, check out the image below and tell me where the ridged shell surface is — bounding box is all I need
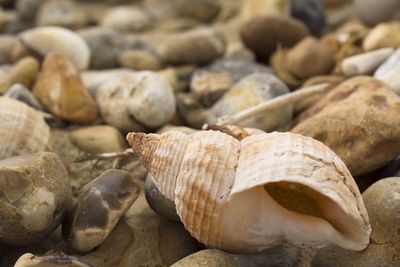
[0,97,50,160]
[127,130,371,253]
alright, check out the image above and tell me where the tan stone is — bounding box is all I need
[0,57,39,94]
[292,76,400,176]
[32,52,98,123]
[69,125,128,154]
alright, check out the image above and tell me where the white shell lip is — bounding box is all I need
[20,26,91,70]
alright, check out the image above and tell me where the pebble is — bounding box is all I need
[175,0,221,23]
[0,152,72,245]
[145,174,180,222]
[363,22,400,51]
[0,56,39,94]
[240,0,290,23]
[171,249,238,267]
[208,73,293,131]
[292,76,400,176]
[16,0,42,21]
[341,48,394,77]
[14,252,92,267]
[285,36,335,79]
[118,49,163,71]
[36,0,88,29]
[32,52,98,123]
[101,6,151,33]
[312,177,400,266]
[157,27,226,66]
[64,169,140,252]
[20,26,91,70]
[354,0,400,26]
[291,0,326,35]
[374,48,400,95]
[0,35,17,64]
[79,27,131,69]
[4,83,44,111]
[190,59,273,106]
[69,125,128,154]
[96,71,176,132]
[240,15,310,60]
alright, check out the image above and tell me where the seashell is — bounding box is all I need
[354,0,400,26]
[156,27,226,66]
[101,6,151,33]
[285,37,335,80]
[127,130,371,252]
[207,73,293,131]
[362,22,400,51]
[374,48,400,95]
[96,71,176,132]
[240,15,310,60]
[14,252,92,267]
[4,83,44,111]
[20,26,91,70]
[63,169,140,252]
[341,48,394,77]
[0,152,71,245]
[240,0,291,23]
[0,56,39,94]
[0,97,49,160]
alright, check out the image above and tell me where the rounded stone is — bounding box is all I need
[171,249,238,267]
[240,16,310,60]
[16,0,42,21]
[291,0,326,35]
[312,177,400,266]
[69,125,128,154]
[145,174,180,222]
[354,0,400,26]
[0,152,72,246]
[36,0,88,29]
[118,50,163,71]
[79,27,131,69]
[101,7,151,33]
[157,27,225,66]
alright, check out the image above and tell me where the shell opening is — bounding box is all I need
[264,181,360,244]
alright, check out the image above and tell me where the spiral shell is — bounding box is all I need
[127,130,371,253]
[0,97,50,160]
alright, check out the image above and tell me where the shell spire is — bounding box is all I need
[127,132,160,169]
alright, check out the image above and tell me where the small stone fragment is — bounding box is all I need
[0,152,72,246]
[14,252,92,267]
[342,48,394,77]
[0,56,39,94]
[240,16,310,60]
[4,83,44,111]
[157,27,225,66]
[374,48,400,95]
[312,177,400,267]
[69,125,128,154]
[96,71,176,132]
[64,169,140,252]
[292,76,400,176]
[101,7,151,33]
[32,52,98,123]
